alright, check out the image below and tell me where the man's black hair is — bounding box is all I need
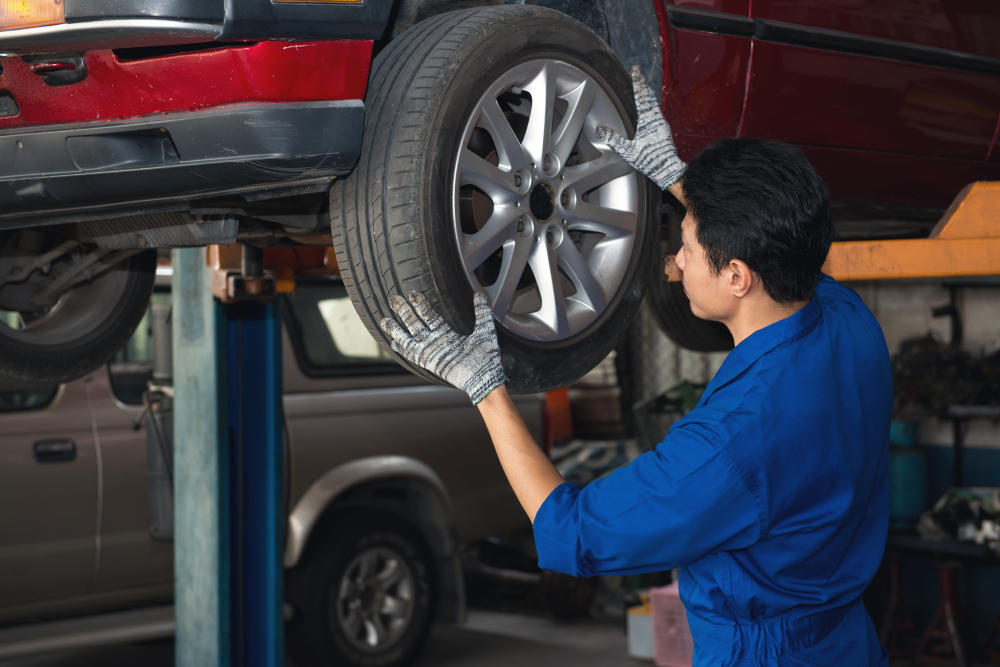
[682,138,833,304]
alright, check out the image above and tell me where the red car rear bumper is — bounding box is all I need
[0,40,372,130]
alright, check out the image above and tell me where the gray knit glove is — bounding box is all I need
[380,291,506,405]
[595,65,685,190]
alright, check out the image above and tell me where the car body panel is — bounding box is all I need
[0,41,372,131]
[751,0,1000,60]
[85,371,173,594]
[742,0,1000,159]
[661,0,1000,208]
[0,382,97,608]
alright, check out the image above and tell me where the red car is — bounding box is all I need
[0,0,996,386]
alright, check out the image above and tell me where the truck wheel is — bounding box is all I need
[0,233,155,390]
[286,511,435,667]
[331,6,657,392]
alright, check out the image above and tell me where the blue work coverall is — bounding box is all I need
[533,275,892,666]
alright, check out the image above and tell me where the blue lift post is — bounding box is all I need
[173,246,284,667]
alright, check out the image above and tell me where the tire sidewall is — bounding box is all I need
[419,11,658,390]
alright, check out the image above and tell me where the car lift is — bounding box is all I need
[664,181,1000,282]
[171,243,333,667]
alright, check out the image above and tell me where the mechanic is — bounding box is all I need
[380,66,892,666]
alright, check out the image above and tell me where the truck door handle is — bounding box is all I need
[33,438,77,463]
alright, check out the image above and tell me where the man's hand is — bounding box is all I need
[596,65,686,191]
[380,291,506,405]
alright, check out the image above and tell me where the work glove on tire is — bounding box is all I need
[596,65,685,190]
[381,291,506,405]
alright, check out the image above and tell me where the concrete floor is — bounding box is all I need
[0,610,637,667]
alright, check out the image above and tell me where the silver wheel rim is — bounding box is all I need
[333,547,415,653]
[451,59,639,342]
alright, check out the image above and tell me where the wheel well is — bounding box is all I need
[296,477,466,624]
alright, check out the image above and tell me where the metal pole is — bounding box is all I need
[172,247,230,667]
[226,301,284,667]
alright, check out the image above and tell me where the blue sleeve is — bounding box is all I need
[532,423,762,577]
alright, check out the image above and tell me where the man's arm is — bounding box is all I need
[476,385,564,522]
[379,291,565,522]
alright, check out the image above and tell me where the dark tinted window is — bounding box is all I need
[284,277,400,376]
[0,312,58,412]
[0,386,58,413]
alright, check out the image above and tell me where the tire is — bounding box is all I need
[331,6,658,392]
[0,243,156,390]
[286,511,435,667]
[646,209,733,352]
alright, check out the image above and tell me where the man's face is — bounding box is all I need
[675,212,735,322]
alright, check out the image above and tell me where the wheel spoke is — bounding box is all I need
[381,595,409,620]
[562,153,633,194]
[565,201,637,240]
[551,78,598,167]
[461,204,520,271]
[376,558,405,590]
[558,240,607,313]
[479,98,530,173]
[521,62,557,166]
[459,148,518,202]
[365,616,388,647]
[484,237,532,321]
[529,243,570,338]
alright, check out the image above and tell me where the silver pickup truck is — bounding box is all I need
[0,272,543,667]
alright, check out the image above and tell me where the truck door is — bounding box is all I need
[0,381,97,608]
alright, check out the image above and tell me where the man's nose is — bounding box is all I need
[676,249,686,271]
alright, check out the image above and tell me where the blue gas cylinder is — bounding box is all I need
[888,420,928,530]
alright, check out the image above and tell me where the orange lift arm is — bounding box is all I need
[664,181,1000,283]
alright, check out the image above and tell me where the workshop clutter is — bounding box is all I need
[918,488,1000,556]
[891,334,1000,416]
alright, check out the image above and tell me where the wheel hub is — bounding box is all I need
[334,547,414,653]
[529,181,556,222]
[452,59,640,342]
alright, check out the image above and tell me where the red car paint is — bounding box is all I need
[660,0,1000,208]
[0,40,373,131]
[741,41,1000,159]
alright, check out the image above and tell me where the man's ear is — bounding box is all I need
[728,259,754,298]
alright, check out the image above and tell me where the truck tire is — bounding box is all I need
[331,6,658,392]
[0,243,156,390]
[286,511,435,667]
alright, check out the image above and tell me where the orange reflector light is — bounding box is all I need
[0,0,64,31]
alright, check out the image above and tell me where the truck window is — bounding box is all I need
[0,312,58,411]
[283,277,402,377]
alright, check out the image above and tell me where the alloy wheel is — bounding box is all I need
[333,546,415,653]
[452,58,639,342]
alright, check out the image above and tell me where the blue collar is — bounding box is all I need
[703,295,823,401]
